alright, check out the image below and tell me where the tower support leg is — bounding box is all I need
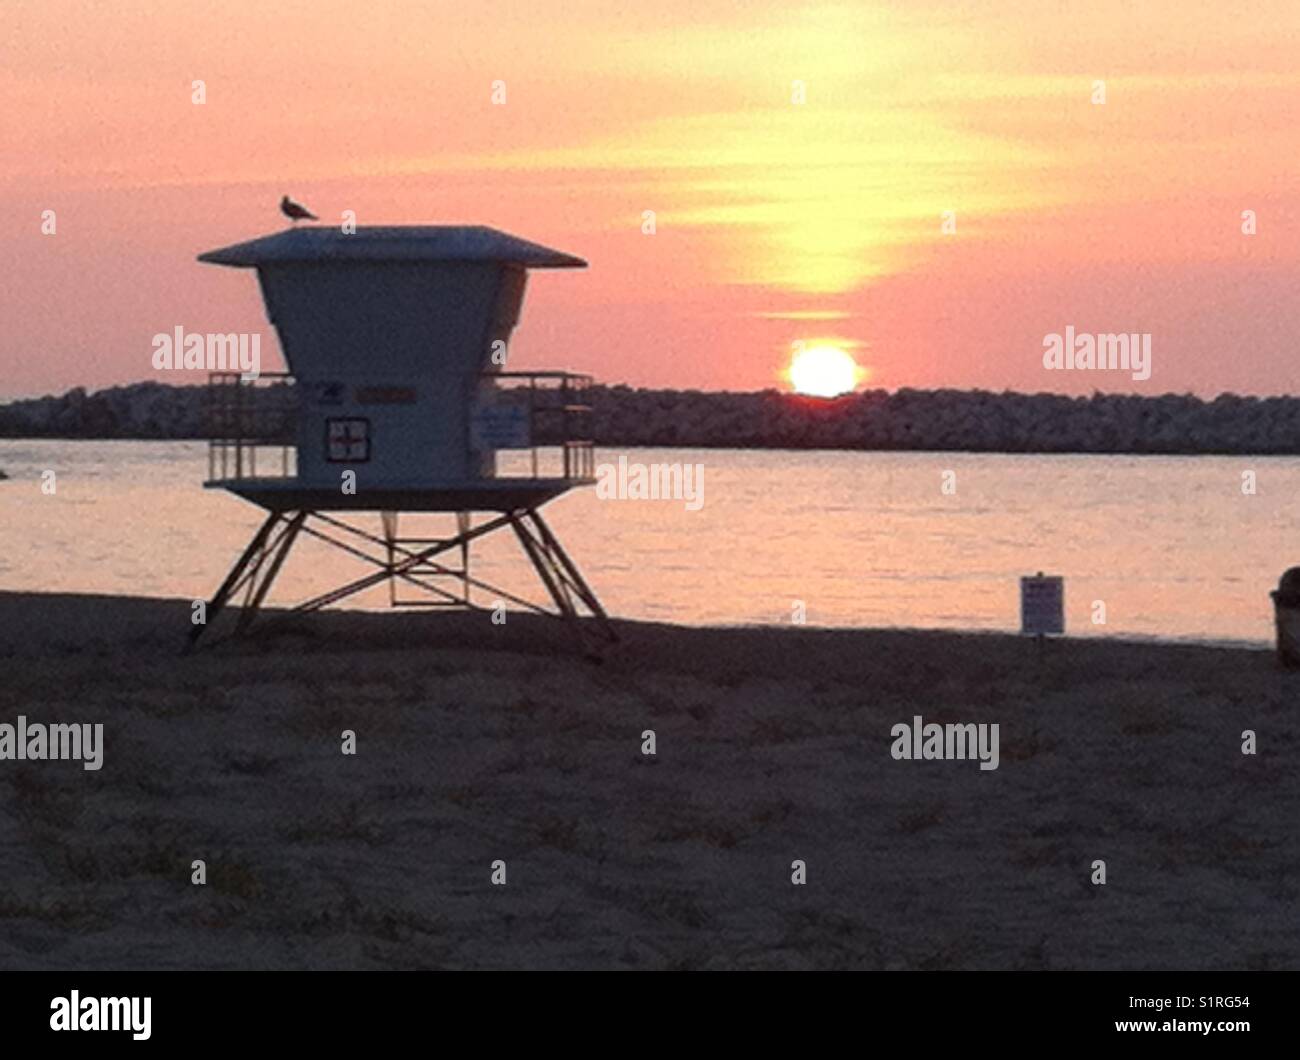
[188,510,295,648]
[189,507,615,648]
[510,508,617,643]
[526,509,612,625]
[237,511,305,631]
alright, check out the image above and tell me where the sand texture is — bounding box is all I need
[0,592,1295,970]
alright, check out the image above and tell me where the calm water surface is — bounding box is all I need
[1,441,1295,645]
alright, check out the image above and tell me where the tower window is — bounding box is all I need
[325,417,370,462]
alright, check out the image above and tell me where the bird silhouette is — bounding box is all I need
[280,195,318,223]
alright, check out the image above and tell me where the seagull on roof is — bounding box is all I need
[280,195,318,223]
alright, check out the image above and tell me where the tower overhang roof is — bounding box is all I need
[198,226,587,269]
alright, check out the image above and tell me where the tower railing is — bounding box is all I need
[473,370,595,482]
[205,369,596,485]
[206,372,298,482]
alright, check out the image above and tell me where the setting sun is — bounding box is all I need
[789,344,860,397]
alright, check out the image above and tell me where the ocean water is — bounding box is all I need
[0,440,1295,645]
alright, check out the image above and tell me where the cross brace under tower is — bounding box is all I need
[186,507,616,649]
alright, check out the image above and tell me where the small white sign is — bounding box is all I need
[470,403,531,450]
[1020,574,1064,635]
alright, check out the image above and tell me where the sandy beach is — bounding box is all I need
[0,591,1296,970]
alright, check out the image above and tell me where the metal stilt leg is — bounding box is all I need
[188,510,283,647]
[189,506,614,649]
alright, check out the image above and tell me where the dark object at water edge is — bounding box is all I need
[1270,567,1300,667]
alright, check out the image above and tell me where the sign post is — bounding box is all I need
[1020,573,1064,654]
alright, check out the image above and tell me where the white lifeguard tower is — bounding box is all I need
[189,225,612,645]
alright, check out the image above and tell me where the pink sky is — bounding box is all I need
[2,0,1298,399]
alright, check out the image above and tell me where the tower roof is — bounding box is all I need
[198,226,587,269]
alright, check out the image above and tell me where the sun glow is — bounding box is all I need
[788,344,860,397]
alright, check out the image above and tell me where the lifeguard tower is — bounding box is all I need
[189,225,612,646]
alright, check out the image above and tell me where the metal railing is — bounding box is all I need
[472,371,595,481]
[206,369,596,485]
[206,372,298,482]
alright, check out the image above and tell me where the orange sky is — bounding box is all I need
[2,0,1298,398]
